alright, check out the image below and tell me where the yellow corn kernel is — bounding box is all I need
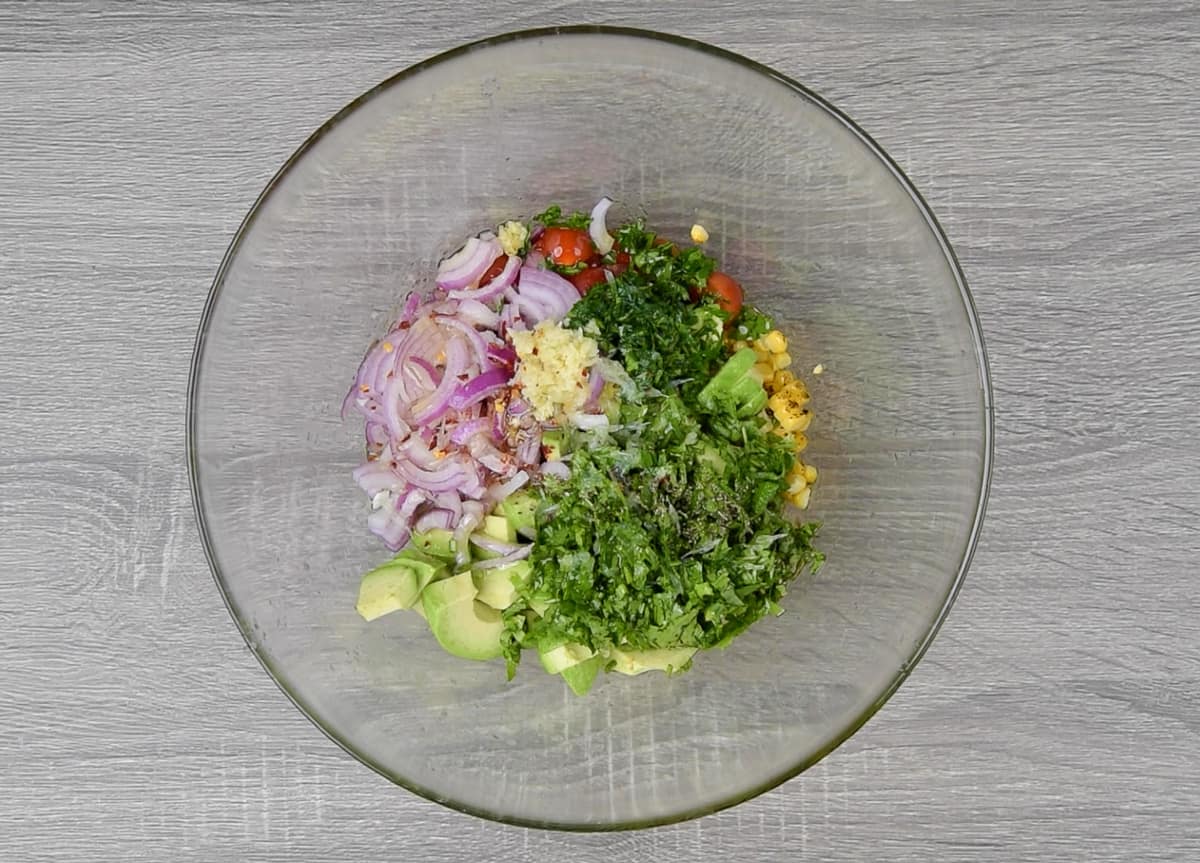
[760,330,787,354]
[803,464,818,484]
[772,351,792,370]
[796,486,812,509]
[731,340,750,353]
[780,380,810,406]
[791,409,812,433]
[772,369,796,390]
[787,475,808,496]
[793,432,808,452]
[753,361,775,381]
[690,223,710,244]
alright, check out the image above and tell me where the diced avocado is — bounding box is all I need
[541,428,567,461]
[420,572,503,661]
[697,348,761,415]
[608,647,697,676]
[538,641,595,675]
[528,596,554,617]
[472,560,531,610]
[409,528,456,562]
[500,490,539,539]
[561,654,604,696]
[355,556,443,621]
[481,514,517,543]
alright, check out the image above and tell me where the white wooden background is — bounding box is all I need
[2,2,1198,860]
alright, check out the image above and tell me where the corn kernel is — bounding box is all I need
[761,330,787,354]
[690,223,710,244]
[772,370,796,389]
[754,361,775,381]
[788,474,808,495]
[793,432,808,451]
[796,486,812,509]
[812,363,825,375]
[792,409,812,433]
[772,351,792,370]
[803,464,818,484]
[731,340,749,353]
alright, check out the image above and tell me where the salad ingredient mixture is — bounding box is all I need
[344,200,822,694]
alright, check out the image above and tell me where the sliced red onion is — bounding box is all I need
[486,469,530,503]
[449,417,490,445]
[453,502,486,569]
[436,236,503,291]
[572,412,610,431]
[450,367,509,412]
[410,337,469,426]
[515,429,543,466]
[413,508,454,533]
[486,342,517,368]
[352,458,403,497]
[514,266,580,323]
[432,491,463,520]
[469,533,525,555]
[448,253,520,301]
[540,460,571,480]
[584,367,605,409]
[589,196,615,255]
[398,292,421,326]
[436,316,493,371]
[472,543,533,570]
[455,298,502,330]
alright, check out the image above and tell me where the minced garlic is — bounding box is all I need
[498,221,529,257]
[510,321,600,421]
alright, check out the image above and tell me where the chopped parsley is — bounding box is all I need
[532,204,592,231]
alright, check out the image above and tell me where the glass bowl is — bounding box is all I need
[188,26,992,830]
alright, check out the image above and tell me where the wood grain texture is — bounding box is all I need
[2,1,1198,860]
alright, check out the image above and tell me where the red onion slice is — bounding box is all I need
[436,236,503,291]
[589,197,615,255]
[472,543,533,570]
[448,253,520,301]
[450,367,510,412]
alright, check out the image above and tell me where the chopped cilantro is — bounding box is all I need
[532,204,592,231]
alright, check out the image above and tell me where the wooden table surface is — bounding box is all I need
[3,2,1198,860]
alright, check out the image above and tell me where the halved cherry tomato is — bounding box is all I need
[533,227,595,267]
[704,271,744,317]
[608,249,631,276]
[478,254,509,286]
[569,266,608,295]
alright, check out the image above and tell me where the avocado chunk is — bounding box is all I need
[608,647,697,676]
[538,641,595,675]
[473,560,531,610]
[355,555,443,621]
[409,528,456,562]
[499,490,539,539]
[421,572,504,660]
[561,654,604,696]
[481,514,517,543]
[541,428,568,461]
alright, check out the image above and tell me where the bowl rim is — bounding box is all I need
[187,24,995,832]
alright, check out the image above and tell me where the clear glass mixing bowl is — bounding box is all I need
[188,26,993,829]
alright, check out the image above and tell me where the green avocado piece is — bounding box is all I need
[541,428,567,461]
[538,641,595,675]
[499,490,538,539]
[421,572,503,660]
[409,528,456,562]
[561,654,604,696]
[608,647,697,676]
[481,514,517,543]
[473,560,531,610]
[355,556,442,621]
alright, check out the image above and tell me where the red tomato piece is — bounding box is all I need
[478,254,509,286]
[704,271,744,317]
[533,228,595,267]
[569,266,608,295]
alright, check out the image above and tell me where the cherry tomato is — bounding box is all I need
[704,271,744,317]
[569,266,608,295]
[608,250,631,276]
[533,228,595,267]
[478,254,509,286]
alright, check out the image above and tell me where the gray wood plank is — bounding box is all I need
[2,1,1198,860]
